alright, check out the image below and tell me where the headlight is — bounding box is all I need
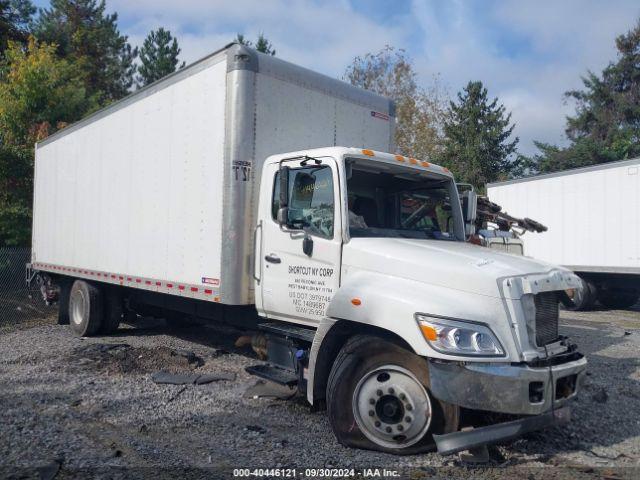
[415,314,505,357]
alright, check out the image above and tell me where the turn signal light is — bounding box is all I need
[351,298,362,306]
[419,324,438,341]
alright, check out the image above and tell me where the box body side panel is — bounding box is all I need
[487,161,640,271]
[32,58,227,291]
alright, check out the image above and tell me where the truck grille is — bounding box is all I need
[534,292,559,346]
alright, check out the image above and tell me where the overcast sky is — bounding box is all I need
[33,0,640,155]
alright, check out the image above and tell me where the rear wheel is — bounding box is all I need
[57,281,71,325]
[327,335,459,454]
[100,289,123,334]
[68,280,103,337]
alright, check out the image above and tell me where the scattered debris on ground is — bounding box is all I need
[0,309,638,478]
[151,370,236,385]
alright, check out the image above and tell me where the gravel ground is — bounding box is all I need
[0,308,639,479]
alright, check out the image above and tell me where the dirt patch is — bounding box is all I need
[66,343,204,375]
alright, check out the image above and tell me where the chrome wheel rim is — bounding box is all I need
[70,289,86,326]
[352,365,432,449]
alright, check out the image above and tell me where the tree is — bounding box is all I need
[235,33,276,55]
[0,38,96,246]
[442,81,519,188]
[32,0,137,103]
[137,27,185,87]
[527,19,640,174]
[0,0,35,54]
[344,46,448,162]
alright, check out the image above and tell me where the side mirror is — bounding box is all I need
[462,190,478,223]
[279,165,289,209]
[303,234,314,257]
[277,207,289,226]
[465,222,476,237]
[277,164,290,227]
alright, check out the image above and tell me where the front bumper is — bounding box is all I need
[428,353,587,415]
[434,406,571,455]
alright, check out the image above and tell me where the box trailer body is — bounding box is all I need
[487,158,640,308]
[32,43,395,306]
[30,44,587,455]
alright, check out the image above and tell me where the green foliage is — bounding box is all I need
[0,38,97,246]
[32,0,137,103]
[344,46,448,162]
[442,81,519,189]
[0,144,32,246]
[0,0,35,54]
[0,38,96,144]
[527,19,640,174]
[235,33,276,55]
[137,27,184,87]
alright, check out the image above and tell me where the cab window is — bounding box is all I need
[272,165,334,239]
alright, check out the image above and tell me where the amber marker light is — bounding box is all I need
[394,155,405,162]
[362,149,375,156]
[419,323,438,341]
[409,158,418,165]
[421,161,430,167]
[351,298,362,306]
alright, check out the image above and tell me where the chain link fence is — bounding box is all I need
[0,247,56,333]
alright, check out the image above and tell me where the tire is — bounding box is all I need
[100,289,123,334]
[598,290,639,310]
[68,280,103,337]
[327,335,459,455]
[57,282,71,325]
[566,278,597,311]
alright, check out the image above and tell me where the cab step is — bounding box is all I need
[245,364,298,387]
[258,322,316,343]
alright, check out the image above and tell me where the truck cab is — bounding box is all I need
[254,146,587,454]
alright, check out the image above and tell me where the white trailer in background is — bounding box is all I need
[487,158,640,309]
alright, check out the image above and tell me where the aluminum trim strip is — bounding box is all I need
[32,262,221,302]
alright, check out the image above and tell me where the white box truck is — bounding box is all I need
[28,43,587,455]
[487,158,640,310]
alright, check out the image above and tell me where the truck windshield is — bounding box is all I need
[346,160,463,241]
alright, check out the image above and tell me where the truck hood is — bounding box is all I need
[342,238,562,299]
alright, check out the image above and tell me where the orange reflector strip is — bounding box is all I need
[394,155,405,162]
[351,298,362,306]
[409,158,418,165]
[420,324,437,341]
[362,149,375,156]
[421,161,430,167]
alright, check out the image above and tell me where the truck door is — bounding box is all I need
[257,157,342,326]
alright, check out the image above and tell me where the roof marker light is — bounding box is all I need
[421,161,430,167]
[409,158,418,165]
[362,149,375,156]
[395,155,405,162]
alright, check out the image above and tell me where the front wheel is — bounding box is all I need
[327,335,459,454]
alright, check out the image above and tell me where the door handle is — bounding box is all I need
[265,254,281,264]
